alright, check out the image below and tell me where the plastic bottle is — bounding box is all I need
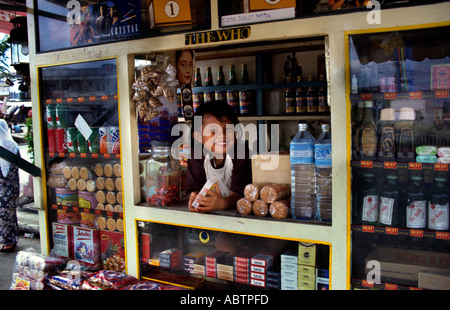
[379,174,400,227]
[405,175,427,229]
[314,123,332,222]
[290,123,316,220]
[428,177,449,231]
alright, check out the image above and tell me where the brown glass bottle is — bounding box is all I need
[285,76,295,115]
[306,75,317,113]
[354,101,378,161]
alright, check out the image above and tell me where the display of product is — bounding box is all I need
[285,76,295,115]
[290,123,317,220]
[427,177,449,232]
[295,75,307,114]
[378,175,401,227]
[315,124,332,222]
[405,175,427,229]
[354,173,379,226]
[354,101,378,161]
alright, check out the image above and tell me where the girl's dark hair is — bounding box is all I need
[193,100,239,125]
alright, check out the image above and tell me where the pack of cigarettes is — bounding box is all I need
[206,250,229,278]
[192,178,219,209]
[316,268,329,290]
[183,251,206,273]
[159,248,183,269]
[217,257,234,282]
[192,257,206,276]
[251,252,275,270]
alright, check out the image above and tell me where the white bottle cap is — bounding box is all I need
[380,108,395,121]
[399,107,415,120]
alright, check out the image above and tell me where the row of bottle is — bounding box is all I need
[290,123,332,222]
[189,64,253,116]
[285,75,329,114]
[353,173,449,231]
[352,101,420,162]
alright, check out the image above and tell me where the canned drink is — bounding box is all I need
[99,126,110,154]
[239,90,251,115]
[227,90,239,114]
[67,127,78,153]
[110,126,120,154]
[215,90,226,102]
[55,104,68,128]
[204,91,215,103]
[45,105,56,129]
[192,92,203,112]
[47,128,56,153]
[56,127,68,153]
[77,129,89,153]
[89,127,100,153]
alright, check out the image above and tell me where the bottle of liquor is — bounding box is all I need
[295,75,307,114]
[379,174,400,227]
[194,67,202,87]
[217,65,225,85]
[192,68,204,112]
[215,65,226,101]
[239,64,251,115]
[317,74,328,113]
[352,101,365,160]
[285,76,295,115]
[204,66,213,86]
[354,101,378,161]
[428,177,449,231]
[306,75,317,113]
[397,107,415,163]
[378,108,396,161]
[405,175,427,229]
[227,64,239,114]
[228,64,237,85]
[356,172,379,225]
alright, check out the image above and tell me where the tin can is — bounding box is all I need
[239,90,252,115]
[227,90,239,114]
[110,126,120,154]
[46,105,56,129]
[56,127,68,153]
[204,91,215,103]
[89,127,100,153]
[55,104,68,128]
[215,90,226,102]
[99,126,110,154]
[67,127,78,153]
[47,128,57,153]
[192,92,203,112]
[77,129,89,153]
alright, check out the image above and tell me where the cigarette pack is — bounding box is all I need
[192,178,219,209]
[141,233,151,263]
[251,253,274,270]
[298,242,316,266]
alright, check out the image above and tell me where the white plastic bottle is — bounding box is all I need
[314,124,332,222]
[290,123,316,220]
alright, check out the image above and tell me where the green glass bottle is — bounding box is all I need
[428,177,449,231]
[405,175,427,229]
[356,173,379,225]
[379,175,400,227]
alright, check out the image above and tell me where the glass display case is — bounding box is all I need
[39,59,124,270]
[138,221,330,290]
[349,26,450,289]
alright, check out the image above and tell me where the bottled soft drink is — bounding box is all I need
[428,177,449,231]
[290,123,316,220]
[405,175,427,229]
[314,123,332,222]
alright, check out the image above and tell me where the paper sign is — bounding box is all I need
[74,114,92,140]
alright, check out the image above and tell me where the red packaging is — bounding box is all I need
[99,126,109,154]
[52,222,74,259]
[56,127,68,153]
[141,233,151,263]
[110,126,120,154]
[73,226,101,268]
[100,230,126,272]
[47,128,56,153]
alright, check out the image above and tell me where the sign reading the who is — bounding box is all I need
[185,26,251,46]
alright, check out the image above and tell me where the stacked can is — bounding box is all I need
[110,126,120,154]
[55,104,68,153]
[67,127,78,153]
[46,105,57,153]
[89,127,100,153]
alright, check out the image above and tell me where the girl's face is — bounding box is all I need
[176,50,193,86]
[195,114,236,159]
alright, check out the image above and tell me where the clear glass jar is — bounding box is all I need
[145,141,181,206]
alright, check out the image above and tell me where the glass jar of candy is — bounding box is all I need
[145,140,181,206]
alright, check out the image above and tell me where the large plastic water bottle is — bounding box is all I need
[290,123,316,220]
[314,124,332,222]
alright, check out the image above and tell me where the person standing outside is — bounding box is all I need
[0,119,20,252]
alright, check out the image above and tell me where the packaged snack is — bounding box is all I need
[260,183,290,203]
[100,230,126,272]
[52,222,74,259]
[73,226,101,268]
[244,183,263,202]
[269,199,290,219]
[84,270,138,290]
[252,199,268,217]
[120,280,160,290]
[236,197,253,215]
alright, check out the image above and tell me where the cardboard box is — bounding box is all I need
[100,230,125,272]
[52,222,74,259]
[418,271,450,290]
[149,0,192,28]
[251,152,290,185]
[73,226,101,268]
[141,232,151,263]
[298,242,316,266]
[365,247,450,284]
[245,0,296,12]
